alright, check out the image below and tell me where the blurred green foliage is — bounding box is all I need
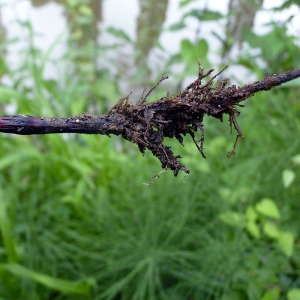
[0,0,299,299]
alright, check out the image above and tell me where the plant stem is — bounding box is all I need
[0,67,299,175]
[0,114,125,136]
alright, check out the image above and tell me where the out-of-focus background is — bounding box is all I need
[0,0,299,299]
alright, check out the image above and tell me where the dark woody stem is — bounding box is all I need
[0,114,126,136]
[223,68,300,106]
[0,66,299,176]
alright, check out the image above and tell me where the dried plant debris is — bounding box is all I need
[0,65,299,176]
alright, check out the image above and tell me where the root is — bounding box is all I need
[227,109,245,158]
[0,66,299,176]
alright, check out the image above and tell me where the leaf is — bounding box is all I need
[282,169,295,188]
[168,20,186,31]
[195,39,209,59]
[261,288,280,300]
[288,289,300,300]
[199,9,224,21]
[183,9,223,21]
[246,206,258,222]
[263,221,279,239]
[0,263,93,295]
[292,154,300,165]
[180,38,209,65]
[106,27,132,43]
[243,26,292,63]
[219,211,244,227]
[274,0,300,11]
[179,0,194,7]
[246,221,260,239]
[277,231,294,257]
[255,198,280,219]
[180,39,194,64]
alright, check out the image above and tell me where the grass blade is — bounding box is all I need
[0,263,94,295]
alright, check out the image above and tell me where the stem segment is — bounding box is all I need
[0,114,125,136]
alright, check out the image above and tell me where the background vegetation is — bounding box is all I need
[0,0,300,299]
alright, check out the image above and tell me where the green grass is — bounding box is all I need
[0,86,299,299]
